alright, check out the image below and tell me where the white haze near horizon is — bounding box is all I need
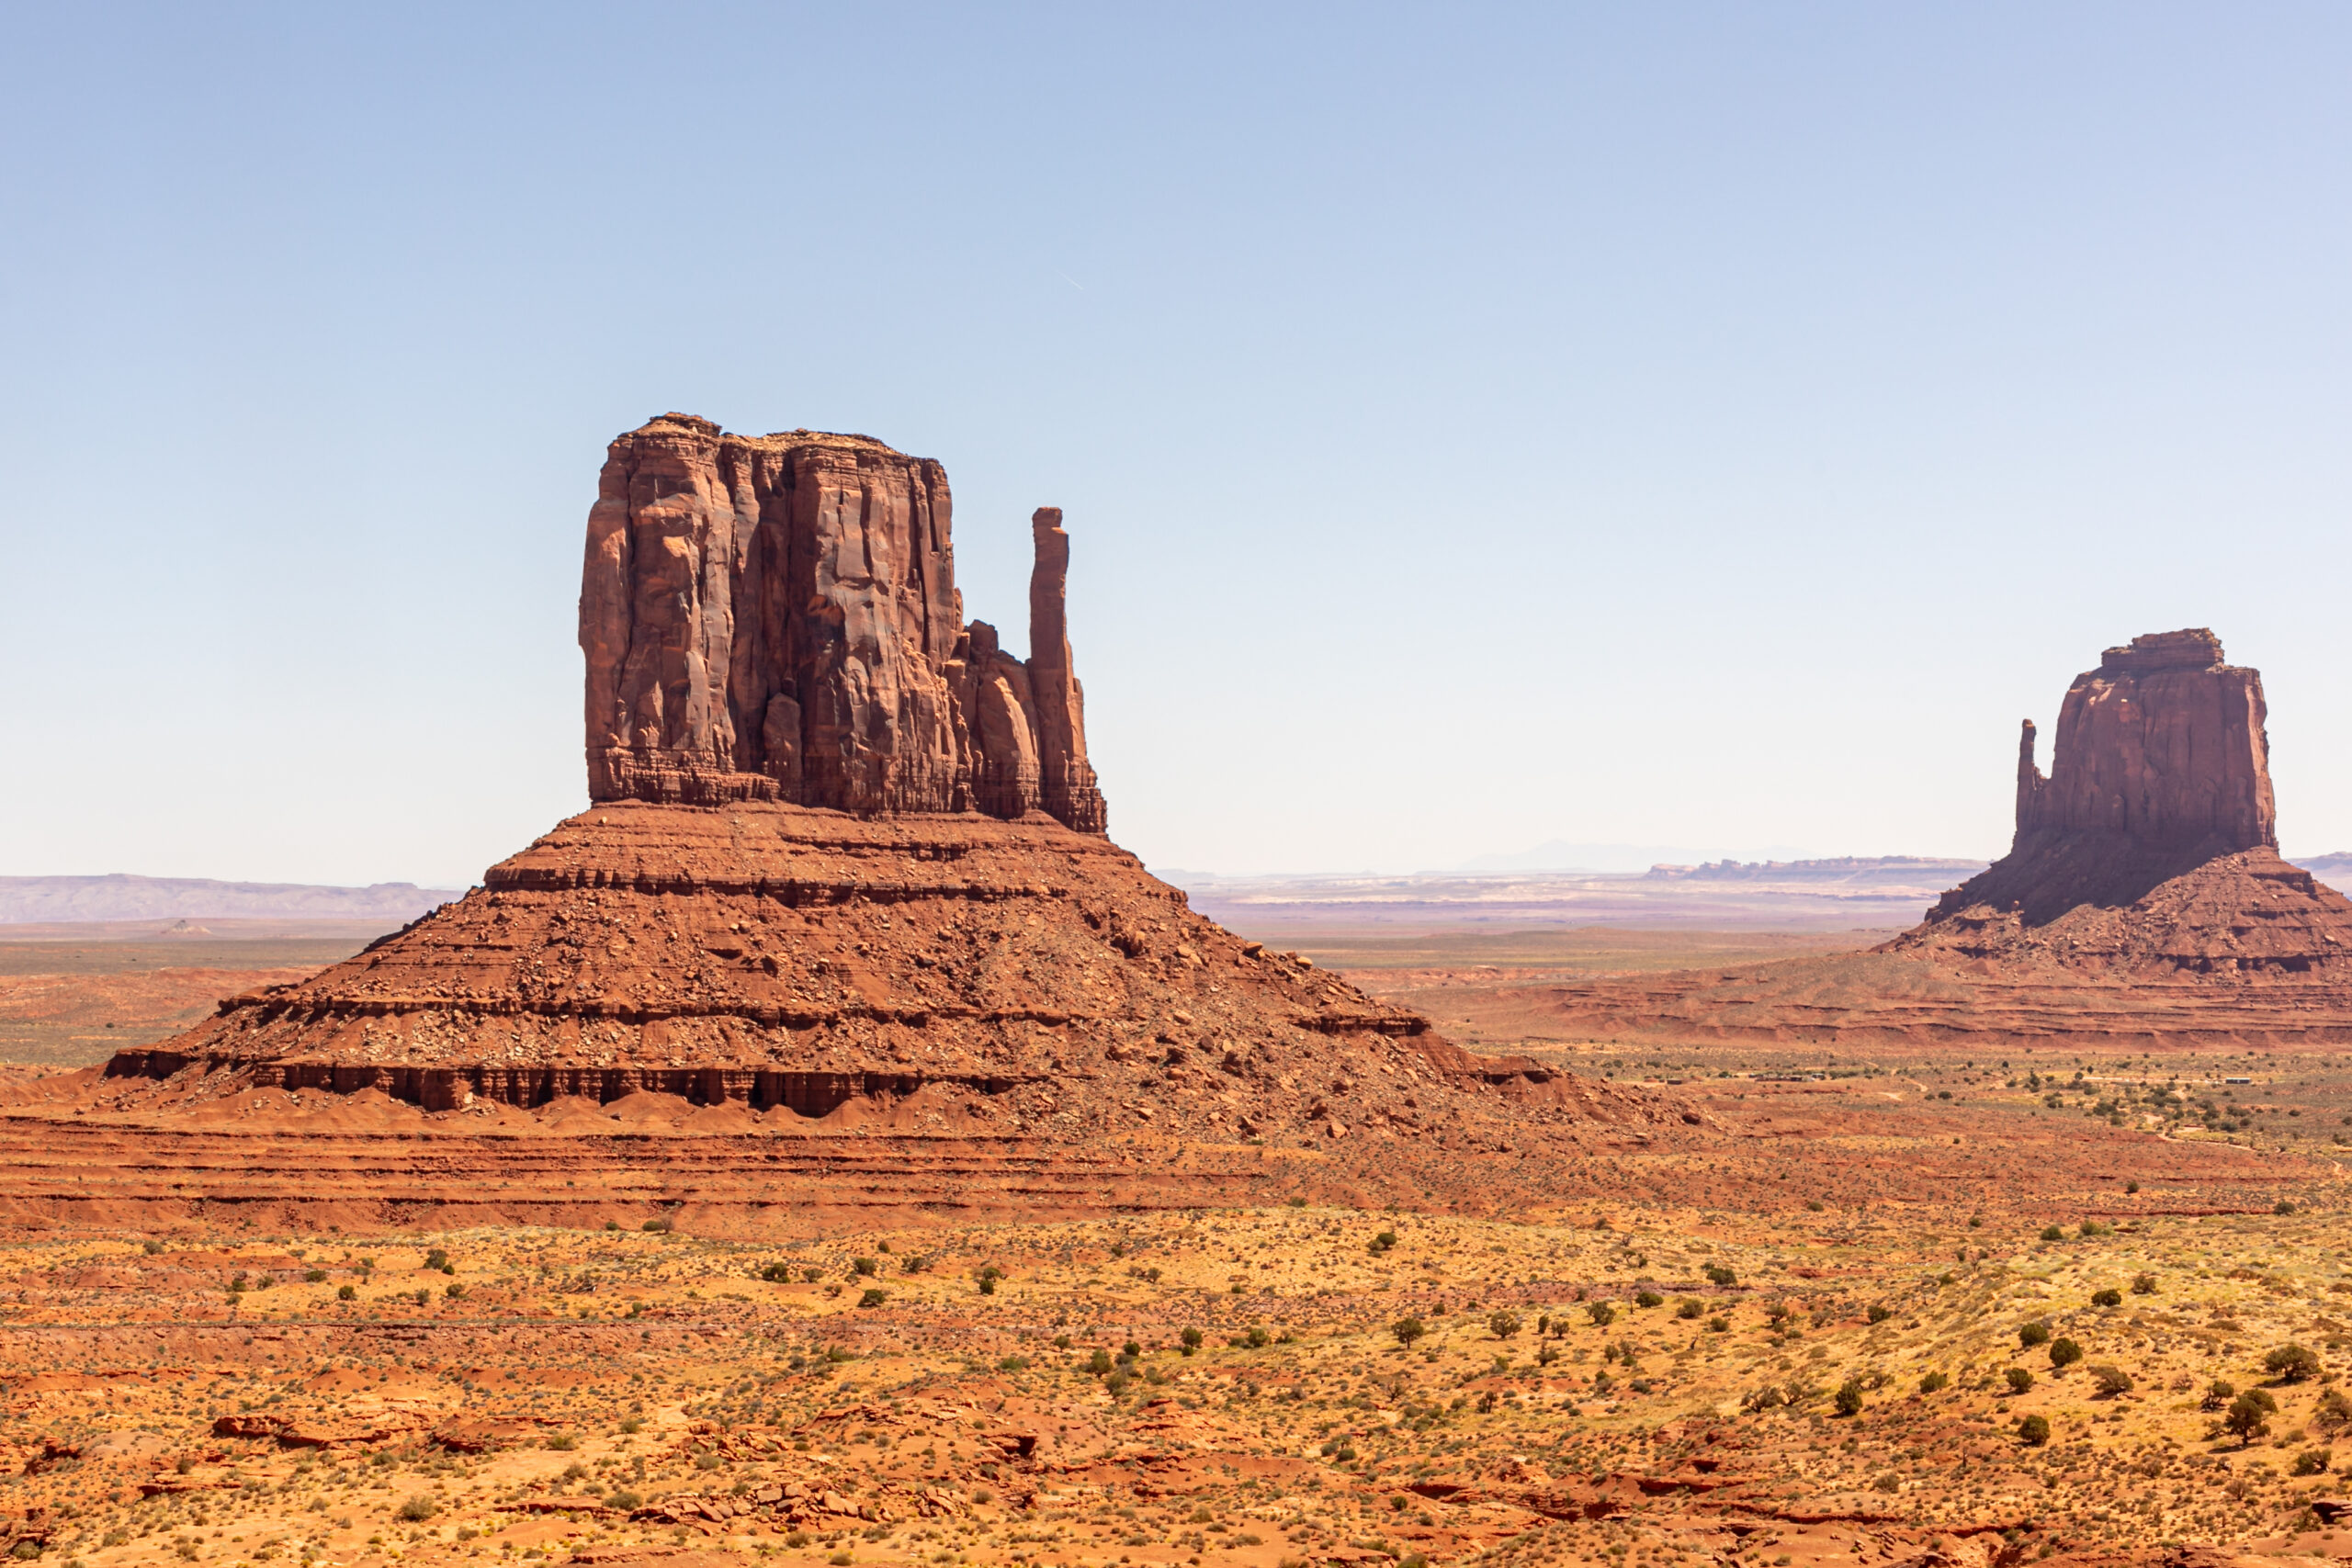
[3,5,2349,890]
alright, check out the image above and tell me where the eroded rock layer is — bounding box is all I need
[93,803,1694,1213]
[582,414,1104,832]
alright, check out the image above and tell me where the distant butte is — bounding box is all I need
[1504,629,2352,1051]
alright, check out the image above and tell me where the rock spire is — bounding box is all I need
[580,413,1106,832]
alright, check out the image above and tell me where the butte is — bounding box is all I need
[0,414,1691,1234]
[1523,628,2352,1053]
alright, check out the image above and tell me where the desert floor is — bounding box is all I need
[1,928,2349,1566]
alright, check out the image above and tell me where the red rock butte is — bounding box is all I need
[26,415,1696,1232]
[1521,629,2352,1050]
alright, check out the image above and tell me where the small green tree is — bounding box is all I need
[1390,1318,1425,1348]
[2266,1344,2322,1382]
[1635,1290,1664,1309]
[1586,1302,1616,1328]
[1918,1370,1950,1394]
[2088,1364,2133,1397]
[2017,1415,2050,1446]
[2226,1390,2277,1446]
[1834,1377,1864,1417]
[2201,1379,2235,1412]
[1182,1326,1206,1355]
[2018,1320,2051,1348]
[2047,1337,2083,1371]
[1488,1311,1522,1339]
[2005,1368,2034,1395]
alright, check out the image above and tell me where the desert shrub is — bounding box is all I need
[2315,1388,2352,1428]
[1586,1302,1616,1328]
[1867,1305,1892,1325]
[2131,1272,2158,1295]
[2017,1415,2050,1446]
[1706,1316,1729,1334]
[2088,1365,2133,1397]
[396,1495,436,1522]
[852,1257,878,1278]
[424,1248,449,1271]
[607,1489,643,1509]
[1871,1472,1899,1493]
[641,1216,672,1234]
[1676,1299,1703,1320]
[759,1261,794,1283]
[1805,1200,1826,1212]
[1918,1371,1950,1394]
[2266,1344,2322,1382]
[785,1533,809,1549]
[1635,1291,1663,1309]
[1764,1301,1792,1326]
[1742,1385,1784,1412]
[1287,1197,1307,1208]
[2047,1337,2083,1371]
[1390,1319,1424,1347]
[445,1282,465,1300]
[336,1284,356,1302]
[2227,1391,2277,1445]
[997,1355,1029,1372]
[1087,1348,1114,1376]
[2090,1288,2122,1308]
[618,1417,642,1434]
[304,1269,327,1283]
[2040,1226,2065,1243]
[545,1434,577,1450]
[1368,1231,1398,1255]
[1834,1377,1864,1417]
[803,1266,822,1284]
[2018,1320,2052,1348]
[1183,1326,1206,1353]
[1487,1312,1521,1339]
[2293,1450,2332,1476]
[2202,1379,2235,1411]
[1702,1263,1736,1287]
[2005,1369,2035,1395]
[855,1288,887,1309]
[2277,1200,2298,1215]
[1244,1326,1270,1348]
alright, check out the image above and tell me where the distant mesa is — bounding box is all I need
[0,875,459,927]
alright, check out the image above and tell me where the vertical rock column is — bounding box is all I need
[1024,508,1109,834]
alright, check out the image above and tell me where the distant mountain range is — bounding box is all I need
[1169,852,2352,935]
[0,875,461,925]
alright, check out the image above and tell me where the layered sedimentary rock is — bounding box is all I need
[78,415,1693,1223]
[582,414,1104,833]
[1894,628,2352,970]
[1509,629,2352,1050]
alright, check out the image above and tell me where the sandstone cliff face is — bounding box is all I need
[2013,627,2275,853]
[582,414,1105,833]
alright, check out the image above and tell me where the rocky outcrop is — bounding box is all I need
[2012,627,2275,852]
[1933,629,2288,925]
[582,414,1106,834]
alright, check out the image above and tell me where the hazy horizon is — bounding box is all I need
[6,5,2349,886]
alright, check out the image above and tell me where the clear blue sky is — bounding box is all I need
[4,3,2348,886]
